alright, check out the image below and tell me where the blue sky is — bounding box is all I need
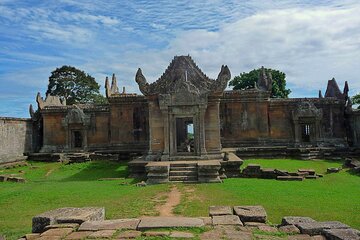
[1,0,359,117]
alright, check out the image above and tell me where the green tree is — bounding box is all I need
[229,68,291,98]
[352,93,360,109]
[46,65,107,105]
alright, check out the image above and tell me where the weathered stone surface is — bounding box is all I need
[212,215,243,226]
[32,207,105,233]
[37,236,62,240]
[44,223,79,231]
[233,205,267,223]
[277,176,304,181]
[312,235,327,240]
[257,225,278,232]
[200,217,213,225]
[116,230,142,239]
[169,231,194,238]
[40,228,73,237]
[323,228,360,240]
[6,176,26,183]
[327,167,341,173]
[296,221,350,236]
[281,216,316,226]
[137,217,204,230]
[142,231,170,237]
[298,169,316,175]
[288,234,312,240]
[88,230,116,239]
[200,229,223,240]
[278,224,300,234]
[209,206,233,216]
[243,222,266,227]
[25,233,41,240]
[65,231,93,240]
[145,162,169,184]
[78,219,140,231]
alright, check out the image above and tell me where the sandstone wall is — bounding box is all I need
[0,117,33,163]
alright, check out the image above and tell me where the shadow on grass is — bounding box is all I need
[61,161,129,181]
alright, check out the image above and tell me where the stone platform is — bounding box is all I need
[129,153,243,184]
[19,206,359,240]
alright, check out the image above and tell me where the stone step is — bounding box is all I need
[170,163,197,168]
[169,170,197,177]
[277,176,304,181]
[170,166,197,171]
[137,217,205,230]
[169,176,198,182]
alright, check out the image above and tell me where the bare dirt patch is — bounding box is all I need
[157,185,181,216]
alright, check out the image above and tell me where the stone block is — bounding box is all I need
[142,231,170,237]
[78,219,140,231]
[233,206,267,223]
[209,206,233,216]
[40,228,73,238]
[137,217,204,230]
[25,233,41,240]
[277,176,304,181]
[298,169,316,175]
[243,222,267,227]
[327,167,341,173]
[281,216,316,226]
[145,162,169,184]
[212,215,243,226]
[169,231,194,238]
[323,228,360,240]
[278,224,300,234]
[116,230,142,239]
[32,207,105,233]
[287,234,312,240]
[0,175,7,182]
[65,231,93,240]
[257,225,278,232]
[199,217,212,225]
[88,230,116,239]
[296,221,350,236]
[44,223,79,231]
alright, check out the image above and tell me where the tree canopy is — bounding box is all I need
[46,65,106,105]
[352,93,360,109]
[229,68,291,98]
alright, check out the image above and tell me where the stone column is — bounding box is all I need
[199,107,207,155]
[161,109,169,158]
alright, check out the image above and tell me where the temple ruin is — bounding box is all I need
[1,55,359,182]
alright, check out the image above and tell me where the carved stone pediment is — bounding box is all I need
[36,92,66,109]
[292,101,322,120]
[62,106,91,127]
[135,55,231,97]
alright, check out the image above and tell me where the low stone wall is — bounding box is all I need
[0,117,33,163]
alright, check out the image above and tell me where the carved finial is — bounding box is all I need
[122,86,126,94]
[135,68,149,96]
[110,73,119,94]
[105,76,111,98]
[29,104,35,119]
[319,90,323,98]
[343,81,349,98]
[36,92,44,109]
[258,66,269,91]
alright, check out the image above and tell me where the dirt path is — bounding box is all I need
[157,185,181,216]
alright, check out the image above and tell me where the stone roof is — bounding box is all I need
[135,55,230,96]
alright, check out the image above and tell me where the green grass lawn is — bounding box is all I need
[176,159,360,229]
[0,161,169,239]
[0,158,359,239]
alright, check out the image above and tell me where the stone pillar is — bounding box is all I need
[199,107,207,155]
[161,109,169,158]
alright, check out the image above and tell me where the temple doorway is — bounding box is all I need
[72,130,83,148]
[176,117,195,154]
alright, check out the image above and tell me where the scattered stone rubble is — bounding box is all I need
[241,164,323,181]
[18,206,359,240]
[0,175,26,183]
[344,158,360,173]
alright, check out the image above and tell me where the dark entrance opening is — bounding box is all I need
[176,117,195,154]
[301,124,311,142]
[73,130,83,148]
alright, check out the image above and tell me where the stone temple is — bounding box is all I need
[1,55,359,182]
